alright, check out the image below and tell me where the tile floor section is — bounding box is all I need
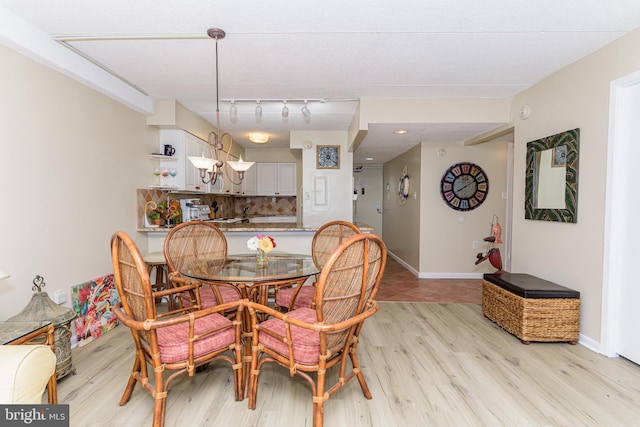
[377,256,482,303]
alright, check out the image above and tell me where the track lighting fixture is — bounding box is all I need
[255,100,262,123]
[230,100,237,123]
[282,100,289,118]
[301,100,311,122]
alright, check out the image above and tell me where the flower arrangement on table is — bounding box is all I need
[247,235,276,267]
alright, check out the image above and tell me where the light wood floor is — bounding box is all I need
[55,302,640,426]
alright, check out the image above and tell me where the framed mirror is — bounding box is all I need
[525,128,579,223]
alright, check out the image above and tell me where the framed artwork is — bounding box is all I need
[71,274,120,347]
[552,145,567,167]
[316,145,340,169]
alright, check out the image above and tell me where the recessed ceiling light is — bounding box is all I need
[365,157,374,161]
[249,133,269,144]
[394,129,408,135]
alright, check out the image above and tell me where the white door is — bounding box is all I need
[603,71,640,364]
[353,166,383,236]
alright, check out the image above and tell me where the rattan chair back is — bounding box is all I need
[164,220,228,274]
[111,231,157,342]
[311,220,361,269]
[314,233,386,350]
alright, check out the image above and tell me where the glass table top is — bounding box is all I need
[0,320,53,345]
[180,252,318,283]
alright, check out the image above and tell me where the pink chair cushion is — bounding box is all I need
[182,286,239,309]
[275,285,315,310]
[258,307,319,365]
[156,313,234,363]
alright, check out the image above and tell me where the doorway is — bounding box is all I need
[602,70,640,364]
[353,165,383,236]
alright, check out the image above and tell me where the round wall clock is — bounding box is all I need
[440,162,489,211]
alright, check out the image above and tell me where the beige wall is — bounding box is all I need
[0,45,155,319]
[383,141,508,275]
[383,145,422,268]
[292,131,354,227]
[420,140,509,277]
[511,28,640,342]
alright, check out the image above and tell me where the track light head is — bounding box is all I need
[230,100,237,123]
[255,100,262,123]
[301,100,311,122]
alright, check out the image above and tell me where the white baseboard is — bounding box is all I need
[387,251,484,279]
[578,333,601,354]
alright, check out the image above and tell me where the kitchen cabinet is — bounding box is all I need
[221,164,257,195]
[256,163,296,196]
[240,165,257,195]
[184,132,210,193]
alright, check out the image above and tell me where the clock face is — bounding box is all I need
[440,162,489,211]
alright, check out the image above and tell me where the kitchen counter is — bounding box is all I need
[139,221,373,233]
[143,221,375,256]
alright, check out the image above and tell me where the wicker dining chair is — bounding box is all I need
[247,233,387,427]
[164,221,241,310]
[110,231,244,427]
[275,220,361,311]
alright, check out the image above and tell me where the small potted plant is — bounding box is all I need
[145,201,165,226]
[148,211,162,226]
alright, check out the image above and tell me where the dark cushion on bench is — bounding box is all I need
[483,272,580,299]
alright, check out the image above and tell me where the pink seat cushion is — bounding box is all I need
[258,307,319,365]
[156,313,234,364]
[183,286,240,309]
[276,286,315,310]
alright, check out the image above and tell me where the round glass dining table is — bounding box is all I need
[179,252,318,300]
[180,252,319,398]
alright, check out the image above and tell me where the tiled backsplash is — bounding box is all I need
[136,189,296,227]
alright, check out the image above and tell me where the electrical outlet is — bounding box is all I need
[472,240,479,250]
[53,289,67,304]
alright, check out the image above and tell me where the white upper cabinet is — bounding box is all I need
[276,163,297,195]
[257,163,278,195]
[240,165,258,195]
[257,163,296,196]
[183,132,209,193]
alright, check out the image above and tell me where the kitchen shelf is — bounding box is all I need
[149,154,179,161]
[149,185,180,190]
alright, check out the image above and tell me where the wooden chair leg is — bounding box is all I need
[152,394,166,427]
[351,352,372,399]
[314,367,327,427]
[120,357,141,405]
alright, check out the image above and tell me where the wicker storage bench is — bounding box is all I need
[482,272,580,345]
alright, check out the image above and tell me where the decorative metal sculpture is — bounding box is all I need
[475,215,503,271]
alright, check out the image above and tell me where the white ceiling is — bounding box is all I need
[2,1,640,163]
